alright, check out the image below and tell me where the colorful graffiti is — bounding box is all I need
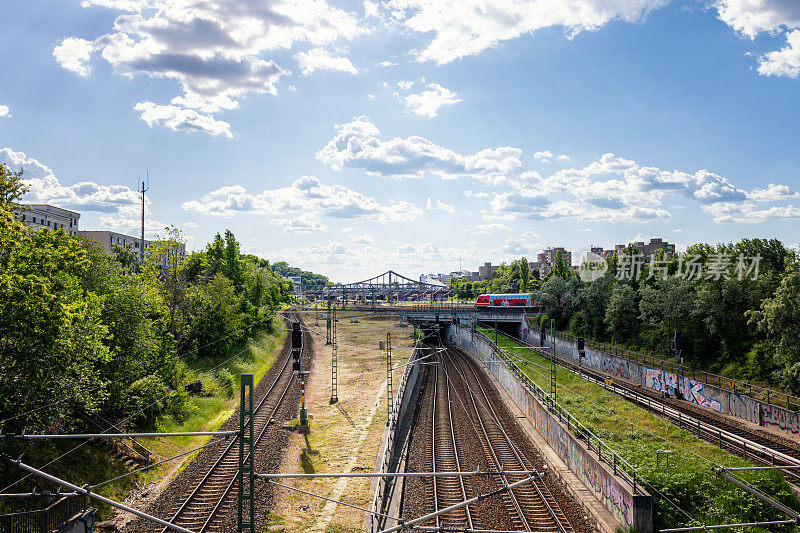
[680,378,722,411]
[761,404,800,434]
[645,369,664,392]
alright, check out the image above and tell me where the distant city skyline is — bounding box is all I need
[2,0,800,282]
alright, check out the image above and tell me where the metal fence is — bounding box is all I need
[468,327,642,496]
[549,327,800,411]
[0,494,87,533]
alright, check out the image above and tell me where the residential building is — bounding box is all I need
[478,262,500,280]
[613,238,676,263]
[450,270,480,282]
[15,204,81,235]
[540,247,572,267]
[78,230,151,255]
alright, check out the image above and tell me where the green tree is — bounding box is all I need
[519,256,530,291]
[552,250,571,280]
[605,283,638,342]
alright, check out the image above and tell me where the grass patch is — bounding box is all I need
[0,317,286,520]
[478,327,800,531]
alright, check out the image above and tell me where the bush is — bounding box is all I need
[214,368,236,398]
[126,375,169,427]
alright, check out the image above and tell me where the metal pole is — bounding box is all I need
[5,431,238,439]
[238,374,255,533]
[378,475,541,533]
[331,307,338,404]
[256,470,541,479]
[712,467,800,519]
[0,455,195,533]
[386,332,393,427]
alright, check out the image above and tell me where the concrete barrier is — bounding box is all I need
[447,324,653,533]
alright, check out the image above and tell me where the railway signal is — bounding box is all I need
[292,322,302,374]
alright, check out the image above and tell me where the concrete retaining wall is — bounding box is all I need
[525,327,800,436]
[447,325,652,533]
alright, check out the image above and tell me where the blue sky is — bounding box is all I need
[1,0,799,282]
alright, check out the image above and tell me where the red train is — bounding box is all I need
[475,293,537,308]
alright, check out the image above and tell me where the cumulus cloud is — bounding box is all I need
[714,0,800,37]
[489,152,799,223]
[294,48,358,75]
[0,105,9,118]
[401,82,462,118]
[0,147,141,214]
[490,236,541,256]
[713,1,800,77]
[53,37,95,76]
[352,235,375,244]
[182,176,422,224]
[184,221,198,227]
[134,102,233,137]
[426,197,456,212]
[274,216,328,233]
[383,0,670,64]
[533,150,570,163]
[55,0,365,133]
[758,29,800,78]
[316,116,521,182]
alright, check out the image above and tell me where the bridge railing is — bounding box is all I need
[464,326,642,496]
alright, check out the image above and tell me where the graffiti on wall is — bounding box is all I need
[602,355,631,379]
[645,369,663,392]
[728,394,759,424]
[679,378,722,411]
[582,454,633,524]
[762,404,800,434]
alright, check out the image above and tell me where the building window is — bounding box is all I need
[32,217,36,223]
[21,214,26,221]
[110,236,113,245]
[135,242,139,248]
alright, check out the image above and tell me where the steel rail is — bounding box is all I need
[161,313,299,533]
[455,351,571,533]
[444,352,474,530]
[439,350,531,532]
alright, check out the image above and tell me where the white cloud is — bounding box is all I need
[378,60,398,67]
[0,105,9,118]
[534,150,571,163]
[352,235,375,244]
[747,182,799,201]
[294,48,358,75]
[134,102,233,138]
[53,37,95,76]
[758,29,800,78]
[274,216,328,233]
[714,0,800,37]
[464,189,489,198]
[0,147,142,214]
[489,152,798,223]
[426,198,456,212]
[402,82,462,117]
[383,0,670,64]
[702,201,800,223]
[184,221,198,227]
[316,116,522,183]
[182,176,422,223]
[364,1,379,18]
[472,222,511,234]
[490,236,541,256]
[55,0,366,133]
[99,214,166,237]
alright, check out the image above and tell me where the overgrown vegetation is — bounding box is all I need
[453,242,800,394]
[479,327,800,531]
[1,162,292,434]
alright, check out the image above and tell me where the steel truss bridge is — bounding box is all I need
[297,270,450,304]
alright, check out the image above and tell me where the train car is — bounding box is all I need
[475,293,537,308]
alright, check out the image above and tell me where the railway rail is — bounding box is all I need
[125,311,306,533]
[484,327,800,487]
[410,344,578,533]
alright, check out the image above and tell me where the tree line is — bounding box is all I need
[451,244,800,394]
[0,164,301,434]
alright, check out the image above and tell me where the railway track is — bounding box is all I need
[131,311,306,533]
[441,348,572,533]
[487,328,800,486]
[411,343,575,532]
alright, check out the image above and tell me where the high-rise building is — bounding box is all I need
[613,238,675,263]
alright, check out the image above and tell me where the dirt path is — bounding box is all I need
[269,313,414,533]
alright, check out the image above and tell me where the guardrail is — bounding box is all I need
[0,494,87,533]
[467,327,642,496]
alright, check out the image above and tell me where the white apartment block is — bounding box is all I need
[15,204,81,235]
